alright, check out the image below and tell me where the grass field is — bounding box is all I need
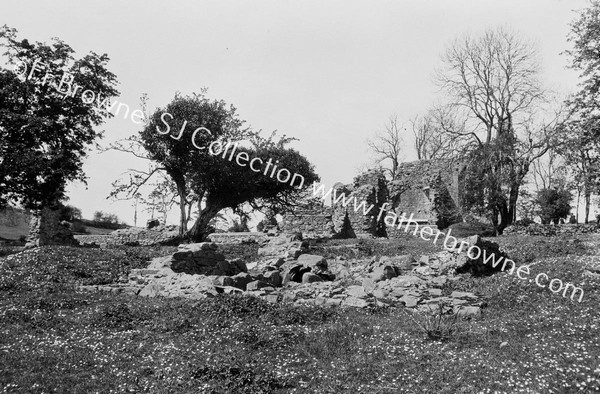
[0,235,599,393]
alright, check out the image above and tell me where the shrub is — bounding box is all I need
[535,188,572,224]
[57,204,82,221]
[70,220,87,233]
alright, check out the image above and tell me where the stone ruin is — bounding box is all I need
[282,158,465,239]
[25,207,78,248]
[79,232,506,316]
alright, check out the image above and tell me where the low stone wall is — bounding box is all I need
[75,225,180,247]
[207,232,269,244]
[504,223,600,236]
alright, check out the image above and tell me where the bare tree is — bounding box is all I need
[411,105,466,160]
[142,175,179,225]
[435,27,563,233]
[367,115,405,180]
[437,27,544,146]
[531,149,567,192]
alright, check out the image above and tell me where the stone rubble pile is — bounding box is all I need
[80,232,502,316]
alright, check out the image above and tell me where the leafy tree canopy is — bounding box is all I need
[0,25,118,209]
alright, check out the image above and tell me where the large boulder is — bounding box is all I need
[440,235,511,275]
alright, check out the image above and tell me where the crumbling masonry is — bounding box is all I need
[282,159,464,238]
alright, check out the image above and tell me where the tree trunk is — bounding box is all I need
[491,207,500,236]
[177,185,187,237]
[508,182,520,224]
[188,203,222,242]
[496,200,510,235]
[576,188,581,223]
[186,202,193,228]
[584,189,591,224]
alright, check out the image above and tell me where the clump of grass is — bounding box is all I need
[408,303,465,341]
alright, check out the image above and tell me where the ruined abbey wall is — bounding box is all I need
[332,170,388,237]
[282,158,464,239]
[280,199,335,238]
[388,158,462,226]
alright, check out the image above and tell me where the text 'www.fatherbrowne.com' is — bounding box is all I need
[309,182,585,303]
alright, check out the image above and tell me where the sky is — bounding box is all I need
[1,0,593,226]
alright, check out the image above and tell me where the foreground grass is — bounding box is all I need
[0,236,599,393]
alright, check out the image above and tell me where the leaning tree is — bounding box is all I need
[110,92,319,241]
[0,26,118,212]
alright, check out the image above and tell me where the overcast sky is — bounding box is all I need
[1,0,592,225]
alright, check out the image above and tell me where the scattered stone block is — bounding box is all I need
[211,275,234,287]
[139,282,163,298]
[302,272,324,283]
[450,291,477,299]
[399,295,419,307]
[297,254,328,269]
[370,264,396,282]
[455,306,481,317]
[262,270,282,287]
[247,280,271,291]
[342,297,370,308]
[346,285,368,299]
[361,277,377,293]
[372,289,387,298]
[231,272,254,290]
[427,288,442,296]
